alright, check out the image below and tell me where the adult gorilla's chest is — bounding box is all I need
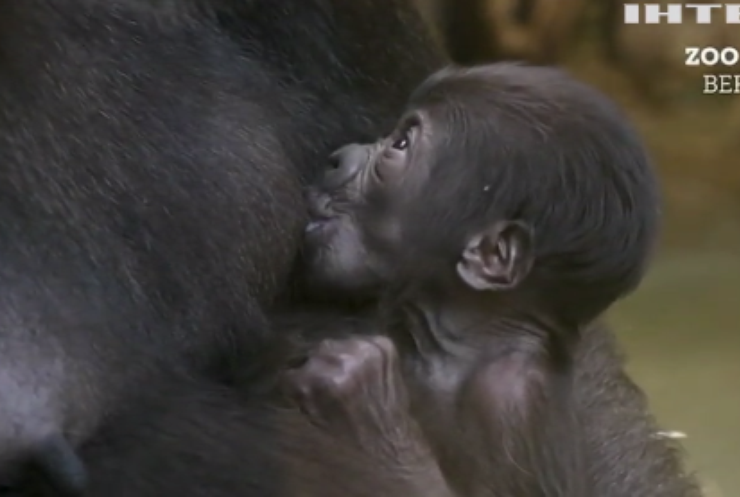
[0,0,445,494]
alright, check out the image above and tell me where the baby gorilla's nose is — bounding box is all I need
[329,144,365,169]
[327,148,344,170]
[324,144,368,189]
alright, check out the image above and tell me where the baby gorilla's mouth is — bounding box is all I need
[304,190,338,237]
[305,220,327,233]
[305,215,337,237]
[304,216,339,246]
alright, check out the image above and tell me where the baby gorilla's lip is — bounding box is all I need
[305,220,326,233]
[304,194,338,239]
[303,217,338,244]
[304,214,337,234]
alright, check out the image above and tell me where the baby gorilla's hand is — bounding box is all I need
[281,336,411,455]
[282,336,455,497]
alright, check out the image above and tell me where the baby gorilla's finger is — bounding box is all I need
[279,353,349,425]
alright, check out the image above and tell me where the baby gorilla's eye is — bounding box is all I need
[391,132,409,151]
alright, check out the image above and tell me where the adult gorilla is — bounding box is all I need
[0,1,699,497]
[0,0,440,483]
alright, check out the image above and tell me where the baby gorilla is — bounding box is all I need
[280,63,659,496]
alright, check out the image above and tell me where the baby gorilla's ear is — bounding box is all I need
[456,221,534,291]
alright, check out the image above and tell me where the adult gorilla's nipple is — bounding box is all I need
[34,435,88,496]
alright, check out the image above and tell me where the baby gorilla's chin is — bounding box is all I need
[301,252,382,302]
[302,219,343,270]
[300,215,385,300]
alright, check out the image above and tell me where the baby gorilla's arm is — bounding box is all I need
[281,337,455,497]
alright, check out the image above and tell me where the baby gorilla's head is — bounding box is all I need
[301,63,659,324]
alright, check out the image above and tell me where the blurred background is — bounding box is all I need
[410,0,739,495]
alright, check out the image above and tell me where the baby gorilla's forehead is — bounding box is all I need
[410,63,610,131]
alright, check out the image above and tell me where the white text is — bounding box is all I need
[685,47,740,66]
[703,74,740,93]
[625,4,740,24]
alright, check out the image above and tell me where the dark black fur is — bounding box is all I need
[75,372,436,497]
[0,0,442,490]
[52,324,700,497]
[0,2,702,497]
